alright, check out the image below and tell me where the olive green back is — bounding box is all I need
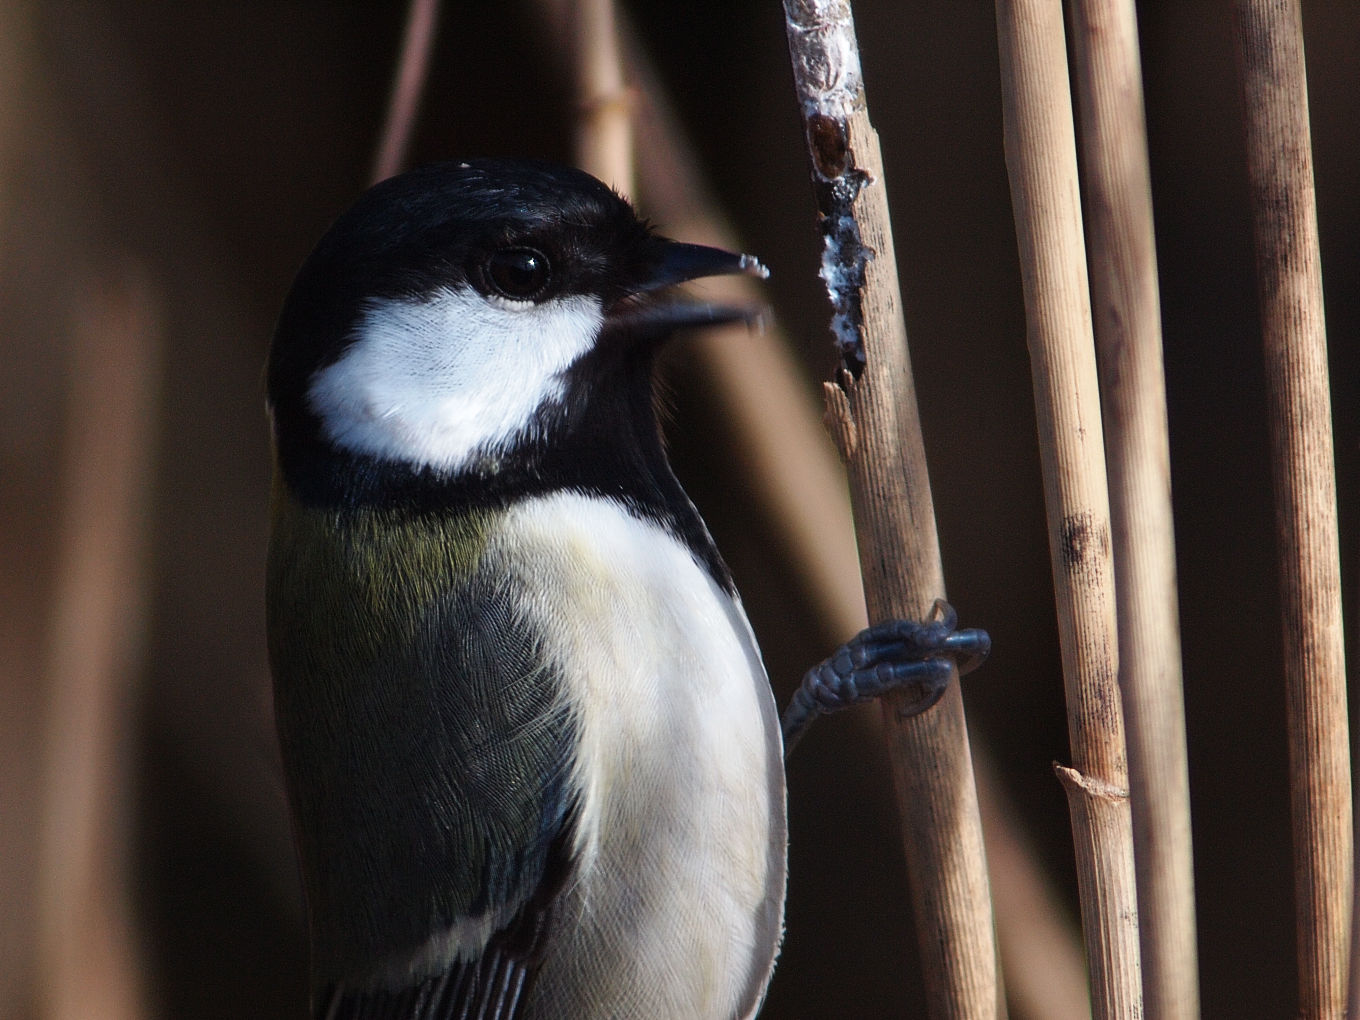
[267,481,574,984]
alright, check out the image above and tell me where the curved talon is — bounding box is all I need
[928,598,958,631]
[892,667,953,719]
[944,627,991,676]
[781,601,991,758]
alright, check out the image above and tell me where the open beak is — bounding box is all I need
[607,240,768,335]
[636,241,769,293]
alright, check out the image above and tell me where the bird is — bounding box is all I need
[265,157,988,1020]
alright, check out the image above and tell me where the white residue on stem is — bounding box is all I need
[819,212,871,361]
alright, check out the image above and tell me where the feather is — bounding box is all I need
[319,947,527,1020]
[314,797,577,1020]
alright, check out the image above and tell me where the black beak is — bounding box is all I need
[607,240,768,335]
[636,241,769,293]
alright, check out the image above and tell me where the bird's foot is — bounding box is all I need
[781,600,990,757]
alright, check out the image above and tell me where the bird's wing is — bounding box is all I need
[315,829,570,1020]
[316,799,575,1020]
[277,551,579,1020]
[318,955,529,1020]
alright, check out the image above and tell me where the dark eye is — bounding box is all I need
[485,247,552,301]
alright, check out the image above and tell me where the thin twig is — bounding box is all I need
[1232,3,1353,1016]
[1067,2,1198,1016]
[994,1,1142,1016]
[36,267,160,1020]
[370,0,441,184]
[781,2,1002,1015]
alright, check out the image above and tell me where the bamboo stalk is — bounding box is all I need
[35,268,160,1020]
[1066,2,1198,1016]
[994,1,1142,1017]
[370,0,441,183]
[781,2,1002,1016]
[1232,4,1352,1016]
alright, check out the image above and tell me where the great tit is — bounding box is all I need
[266,158,987,1020]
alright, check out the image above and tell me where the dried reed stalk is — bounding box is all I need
[36,269,160,1020]
[782,2,1002,1015]
[1067,2,1198,1016]
[1232,3,1353,1016]
[994,1,1142,1016]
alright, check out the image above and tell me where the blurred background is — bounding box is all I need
[1,1,1357,1017]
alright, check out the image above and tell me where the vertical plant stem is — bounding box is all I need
[36,268,160,1020]
[370,0,441,183]
[994,1,1142,1017]
[1067,2,1198,1017]
[1232,4,1353,1016]
[782,3,1002,1016]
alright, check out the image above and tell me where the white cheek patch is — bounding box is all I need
[307,287,604,473]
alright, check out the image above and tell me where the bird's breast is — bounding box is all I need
[492,492,787,1020]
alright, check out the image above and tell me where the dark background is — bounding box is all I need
[1,2,1356,1017]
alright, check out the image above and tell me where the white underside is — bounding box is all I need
[491,492,787,1019]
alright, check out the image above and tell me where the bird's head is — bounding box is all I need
[267,159,764,505]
